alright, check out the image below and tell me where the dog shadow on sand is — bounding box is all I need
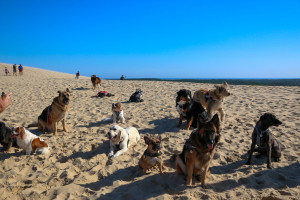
[208,161,300,192]
[80,168,187,200]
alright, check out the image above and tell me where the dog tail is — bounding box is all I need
[27,122,38,127]
[35,147,50,155]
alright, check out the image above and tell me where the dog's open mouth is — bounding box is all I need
[109,135,117,140]
[207,144,214,150]
[63,99,69,105]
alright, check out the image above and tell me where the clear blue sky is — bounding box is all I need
[0,0,299,78]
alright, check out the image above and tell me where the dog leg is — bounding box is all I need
[201,163,210,188]
[218,108,225,122]
[186,155,195,186]
[112,147,128,158]
[157,158,165,174]
[62,118,68,132]
[186,116,194,130]
[120,117,125,124]
[177,115,183,127]
[53,122,58,136]
[246,131,257,165]
[267,142,272,169]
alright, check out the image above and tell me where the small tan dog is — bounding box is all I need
[139,135,164,174]
[193,82,231,122]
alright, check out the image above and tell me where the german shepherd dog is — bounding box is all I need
[38,89,71,136]
[91,75,102,90]
[176,89,208,130]
[176,114,221,187]
[246,113,282,169]
[193,82,231,122]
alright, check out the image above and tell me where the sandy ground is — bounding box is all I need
[0,63,299,200]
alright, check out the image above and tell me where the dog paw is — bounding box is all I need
[108,152,114,158]
[267,165,273,169]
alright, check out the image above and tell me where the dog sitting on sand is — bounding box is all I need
[11,126,50,155]
[246,113,282,169]
[112,103,125,124]
[139,135,164,174]
[193,82,231,122]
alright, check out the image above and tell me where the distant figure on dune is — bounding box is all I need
[13,64,17,76]
[18,64,23,75]
[75,71,80,79]
[120,75,126,80]
[4,67,9,76]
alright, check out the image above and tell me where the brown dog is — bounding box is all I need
[91,75,102,90]
[176,114,221,187]
[38,88,71,136]
[139,136,164,174]
[193,82,231,122]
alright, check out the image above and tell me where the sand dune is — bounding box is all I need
[0,63,299,200]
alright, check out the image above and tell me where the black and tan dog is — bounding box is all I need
[246,113,282,169]
[176,114,221,187]
[139,135,164,174]
[0,122,17,152]
[38,88,71,136]
[176,89,209,130]
[91,75,102,90]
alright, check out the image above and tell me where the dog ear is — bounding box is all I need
[144,136,150,144]
[211,114,220,132]
[66,88,70,93]
[17,127,26,140]
[58,91,62,95]
[222,81,228,87]
[158,135,162,141]
[259,113,269,122]
[214,85,219,89]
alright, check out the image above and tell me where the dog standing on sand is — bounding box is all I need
[91,75,102,90]
[246,113,282,169]
[38,89,71,136]
[193,82,231,122]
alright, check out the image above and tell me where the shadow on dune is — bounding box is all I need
[139,117,181,134]
[80,169,186,200]
[209,162,300,192]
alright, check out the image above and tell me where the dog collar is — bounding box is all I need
[144,149,162,157]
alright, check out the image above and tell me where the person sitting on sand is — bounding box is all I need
[120,75,126,80]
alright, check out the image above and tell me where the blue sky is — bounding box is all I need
[0,0,299,78]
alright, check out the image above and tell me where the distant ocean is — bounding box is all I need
[107,78,300,87]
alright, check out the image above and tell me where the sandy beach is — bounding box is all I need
[0,63,299,200]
